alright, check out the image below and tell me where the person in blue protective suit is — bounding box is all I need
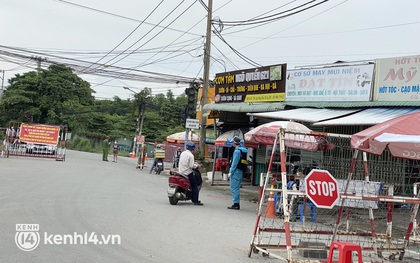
[227,136,248,210]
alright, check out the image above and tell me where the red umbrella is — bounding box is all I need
[215,129,259,148]
[215,129,243,147]
[351,112,420,160]
[244,121,321,151]
[166,131,199,144]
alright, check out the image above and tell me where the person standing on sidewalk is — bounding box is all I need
[112,139,119,163]
[137,145,146,169]
[102,136,110,161]
[1,138,6,158]
[227,136,248,210]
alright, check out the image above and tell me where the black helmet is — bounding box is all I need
[186,142,195,150]
[233,136,241,145]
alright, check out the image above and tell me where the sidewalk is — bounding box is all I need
[204,178,260,204]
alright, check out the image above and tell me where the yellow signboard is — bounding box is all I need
[214,64,286,103]
[197,86,215,125]
[244,92,285,102]
[208,110,220,119]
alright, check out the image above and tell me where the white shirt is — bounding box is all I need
[178,150,194,176]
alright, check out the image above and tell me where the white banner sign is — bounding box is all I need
[185,118,199,129]
[286,64,374,102]
[374,55,420,101]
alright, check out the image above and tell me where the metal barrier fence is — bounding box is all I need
[5,140,66,161]
[4,122,67,161]
[250,129,420,262]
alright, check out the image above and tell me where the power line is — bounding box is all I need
[207,0,332,68]
[269,21,420,39]
[0,45,196,84]
[100,0,195,69]
[224,0,348,56]
[55,0,201,36]
[210,42,239,70]
[219,0,327,27]
[81,0,165,73]
[31,38,203,56]
[212,28,262,68]
[134,5,205,69]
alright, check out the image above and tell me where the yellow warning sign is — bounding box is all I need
[208,110,220,119]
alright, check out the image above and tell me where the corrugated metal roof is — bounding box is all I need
[313,107,420,126]
[285,101,420,108]
[202,102,286,112]
[248,108,362,123]
[202,101,420,114]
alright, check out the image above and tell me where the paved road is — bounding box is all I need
[0,150,277,263]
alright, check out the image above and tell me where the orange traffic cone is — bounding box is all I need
[131,152,135,158]
[145,153,148,161]
[263,189,277,218]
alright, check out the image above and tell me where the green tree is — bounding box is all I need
[0,66,197,150]
[0,64,95,129]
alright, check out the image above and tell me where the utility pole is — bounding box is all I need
[123,87,144,155]
[134,102,141,155]
[124,86,146,156]
[137,100,146,152]
[200,0,213,156]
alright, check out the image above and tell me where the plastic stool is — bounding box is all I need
[327,241,363,263]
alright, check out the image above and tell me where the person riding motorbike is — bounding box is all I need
[178,142,203,206]
[149,144,165,174]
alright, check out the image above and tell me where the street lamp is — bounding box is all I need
[123,86,137,94]
[0,70,4,99]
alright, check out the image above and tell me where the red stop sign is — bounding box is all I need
[305,169,339,209]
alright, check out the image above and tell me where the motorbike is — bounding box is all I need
[167,168,202,205]
[154,158,164,175]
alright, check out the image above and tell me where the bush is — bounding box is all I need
[66,136,99,153]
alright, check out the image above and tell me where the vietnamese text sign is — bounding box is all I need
[214,64,286,103]
[374,55,420,101]
[19,123,60,145]
[300,178,383,209]
[286,64,374,102]
[185,119,200,129]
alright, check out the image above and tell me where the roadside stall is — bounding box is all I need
[165,131,200,165]
[244,121,329,185]
[166,131,200,144]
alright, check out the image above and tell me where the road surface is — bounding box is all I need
[0,150,278,263]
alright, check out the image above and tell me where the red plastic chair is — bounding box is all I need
[327,241,363,263]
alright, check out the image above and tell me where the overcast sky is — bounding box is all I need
[1,0,419,100]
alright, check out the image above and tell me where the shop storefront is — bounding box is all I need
[202,55,420,186]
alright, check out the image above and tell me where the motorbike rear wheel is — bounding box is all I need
[169,196,178,205]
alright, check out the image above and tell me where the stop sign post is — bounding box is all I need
[305,169,339,209]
